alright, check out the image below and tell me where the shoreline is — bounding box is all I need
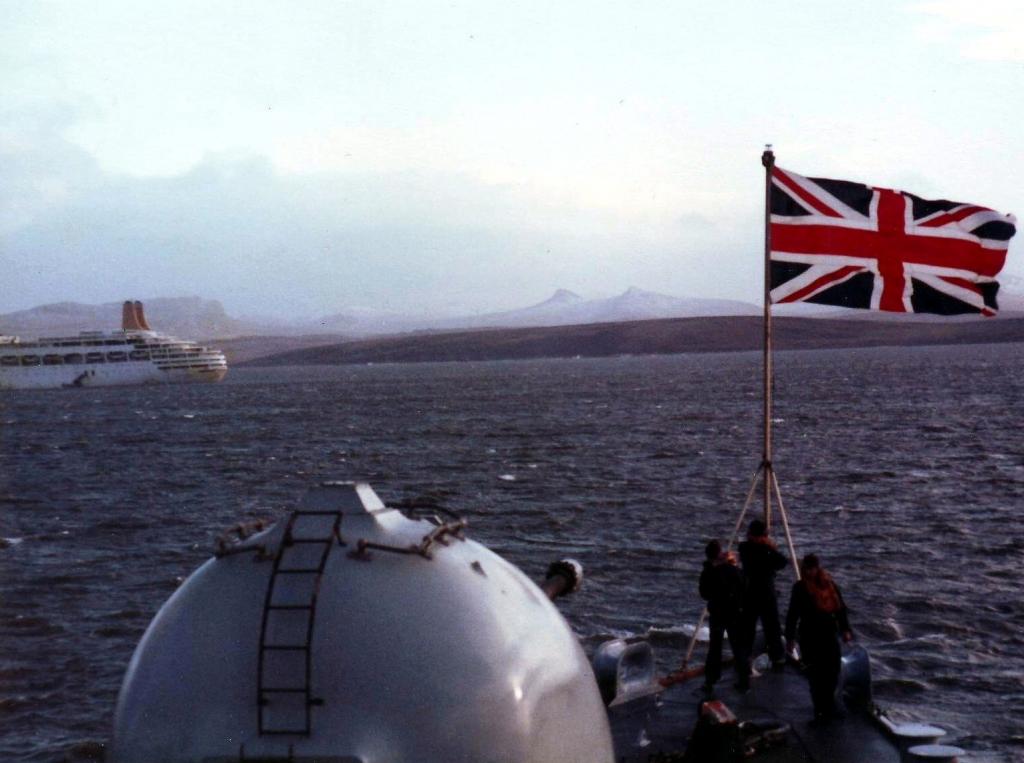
[229,314,1024,367]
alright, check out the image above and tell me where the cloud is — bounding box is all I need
[2,123,748,318]
[911,1,1024,61]
[271,97,752,228]
[0,103,101,234]
[0,95,767,319]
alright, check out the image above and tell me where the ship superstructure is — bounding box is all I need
[0,300,228,389]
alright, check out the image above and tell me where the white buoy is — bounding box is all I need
[111,482,614,763]
[890,722,947,742]
[907,743,966,762]
[876,714,947,747]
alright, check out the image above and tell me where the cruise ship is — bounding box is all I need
[0,300,228,389]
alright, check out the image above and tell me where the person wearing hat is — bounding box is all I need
[785,553,853,722]
[699,539,749,693]
[738,518,789,670]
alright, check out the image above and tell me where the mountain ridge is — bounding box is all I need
[5,289,1021,348]
[317,287,762,334]
[0,297,249,339]
[236,314,1024,367]
[0,288,763,339]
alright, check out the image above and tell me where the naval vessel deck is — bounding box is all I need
[609,663,906,762]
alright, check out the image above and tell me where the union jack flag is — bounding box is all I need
[770,167,1016,316]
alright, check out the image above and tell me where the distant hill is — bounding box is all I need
[0,297,250,339]
[241,286,761,335]
[241,314,1024,367]
[313,306,443,335]
[8,289,1019,351]
[214,334,350,364]
[437,287,760,329]
[0,288,758,346]
[316,287,761,335]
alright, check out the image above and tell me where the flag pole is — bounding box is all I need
[761,147,801,580]
[673,146,788,677]
[762,146,775,530]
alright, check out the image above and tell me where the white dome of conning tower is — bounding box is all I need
[111,482,614,763]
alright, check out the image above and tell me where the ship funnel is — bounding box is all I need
[133,301,152,331]
[122,301,143,331]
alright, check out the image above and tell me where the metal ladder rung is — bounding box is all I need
[258,508,345,737]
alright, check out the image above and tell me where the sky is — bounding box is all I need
[2,0,1022,319]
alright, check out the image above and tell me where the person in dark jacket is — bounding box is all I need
[699,539,749,693]
[785,553,853,722]
[738,519,788,668]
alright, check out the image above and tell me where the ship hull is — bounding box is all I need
[0,362,228,390]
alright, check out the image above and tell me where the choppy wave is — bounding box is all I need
[1,344,1022,760]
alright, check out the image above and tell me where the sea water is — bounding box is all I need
[1,344,1022,760]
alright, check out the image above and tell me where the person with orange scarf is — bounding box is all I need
[785,553,854,723]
